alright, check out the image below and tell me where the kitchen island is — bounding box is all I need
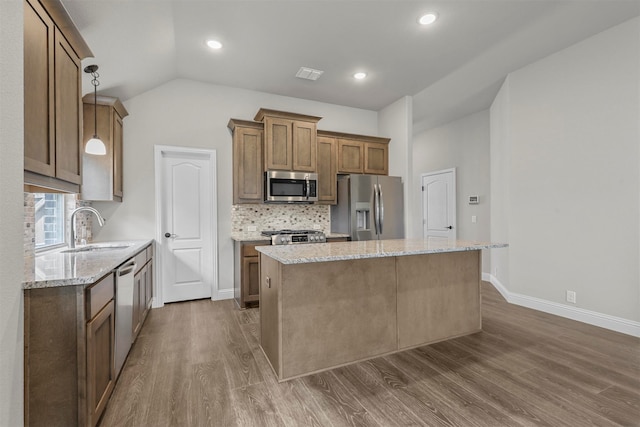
[256,238,507,381]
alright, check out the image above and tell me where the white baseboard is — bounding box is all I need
[214,288,234,301]
[482,273,640,338]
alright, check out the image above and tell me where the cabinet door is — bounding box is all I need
[133,269,142,337]
[24,0,55,177]
[337,139,364,174]
[264,117,292,170]
[234,126,263,203]
[113,113,124,199]
[145,260,153,310]
[364,142,389,175]
[242,256,260,303]
[317,136,337,204]
[86,300,115,427]
[292,121,317,172]
[54,28,82,184]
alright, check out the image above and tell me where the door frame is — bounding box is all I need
[153,145,218,307]
[421,168,457,240]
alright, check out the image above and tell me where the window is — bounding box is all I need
[34,193,66,249]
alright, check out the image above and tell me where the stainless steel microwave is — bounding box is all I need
[265,171,318,203]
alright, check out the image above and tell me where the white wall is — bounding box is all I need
[379,96,412,237]
[412,110,492,271]
[0,0,25,424]
[490,17,640,323]
[93,78,378,297]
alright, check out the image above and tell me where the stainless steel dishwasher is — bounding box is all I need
[115,258,136,376]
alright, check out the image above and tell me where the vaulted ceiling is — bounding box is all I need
[63,0,640,132]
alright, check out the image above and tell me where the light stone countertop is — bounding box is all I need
[256,238,508,265]
[23,240,153,290]
[231,232,350,242]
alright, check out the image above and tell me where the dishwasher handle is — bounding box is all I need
[118,259,136,276]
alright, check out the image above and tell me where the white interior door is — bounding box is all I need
[157,147,217,303]
[422,168,456,239]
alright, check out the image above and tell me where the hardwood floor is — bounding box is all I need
[99,283,640,427]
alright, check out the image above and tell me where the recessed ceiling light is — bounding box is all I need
[418,13,438,25]
[353,72,367,80]
[206,39,223,49]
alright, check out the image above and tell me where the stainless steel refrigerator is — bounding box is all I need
[331,174,404,241]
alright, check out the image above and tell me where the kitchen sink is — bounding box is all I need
[61,244,132,253]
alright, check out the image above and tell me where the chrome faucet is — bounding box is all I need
[69,207,106,248]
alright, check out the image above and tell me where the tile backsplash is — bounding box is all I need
[23,192,94,279]
[231,204,330,233]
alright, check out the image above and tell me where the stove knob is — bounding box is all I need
[280,237,287,244]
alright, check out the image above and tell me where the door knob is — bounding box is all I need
[445,226,453,230]
[164,232,176,238]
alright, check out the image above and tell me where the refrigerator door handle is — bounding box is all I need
[378,184,384,235]
[372,184,379,234]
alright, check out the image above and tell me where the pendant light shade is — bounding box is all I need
[85,137,107,155]
[83,64,106,156]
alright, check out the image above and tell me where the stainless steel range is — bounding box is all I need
[261,229,326,245]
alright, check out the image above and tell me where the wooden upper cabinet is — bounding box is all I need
[335,132,390,176]
[23,0,93,193]
[80,95,128,202]
[263,116,292,170]
[54,28,82,185]
[24,0,55,178]
[113,114,124,198]
[292,121,316,172]
[255,108,321,172]
[316,135,337,204]
[364,142,389,175]
[229,119,264,204]
[337,139,364,174]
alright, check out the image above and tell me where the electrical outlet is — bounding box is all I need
[566,290,577,304]
[313,224,322,230]
[471,215,477,223]
[247,225,257,232]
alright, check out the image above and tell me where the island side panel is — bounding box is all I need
[397,251,481,350]
[259,254,282,377]
[279,257,397,380]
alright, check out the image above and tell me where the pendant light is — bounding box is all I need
[83,64,106,155]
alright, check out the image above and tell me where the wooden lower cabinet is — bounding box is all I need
[24,273,115,427]
[259,250,482,381]
[234,241,268,308]
[24,243,154,427]
[86,300,115,427]
[133,248,153,340]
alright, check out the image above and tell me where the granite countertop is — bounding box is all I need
[231,232,350,242]
[256,238,508,265]
[23,240,153,290]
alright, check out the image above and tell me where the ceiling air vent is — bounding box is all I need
[295,67,324,81]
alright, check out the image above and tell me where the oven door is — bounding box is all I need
[265,171,318,203]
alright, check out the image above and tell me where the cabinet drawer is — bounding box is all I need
[242,243,268,257]
[86,273,115,320]
[134,247,149,273]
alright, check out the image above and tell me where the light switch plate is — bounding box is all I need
[247,225,257,232]
[471,216,477,223]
